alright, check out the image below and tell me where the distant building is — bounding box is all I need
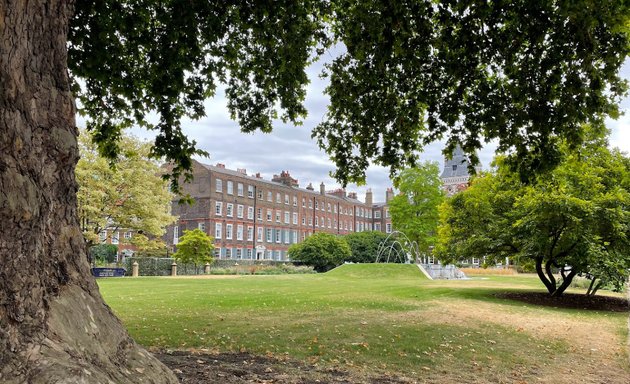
[440,146,482,196]
[164,160,395,261]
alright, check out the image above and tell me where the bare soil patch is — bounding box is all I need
[496,291,629,312]
[155,351,415,384]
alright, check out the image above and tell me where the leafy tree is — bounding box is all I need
[3,1,629,382]
[436,133,630,297]
[344,231,404,263]
[389,162,444,255]
[88,244,118,265]
[289,232,351,272]
[129,234,169,258]
[172,229,214,272]
[76,129,177,246]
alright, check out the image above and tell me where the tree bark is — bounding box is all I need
[0,2,177,383]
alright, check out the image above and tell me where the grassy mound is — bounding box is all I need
[325,263,426,280]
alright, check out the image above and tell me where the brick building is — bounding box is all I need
[165,160,394,261]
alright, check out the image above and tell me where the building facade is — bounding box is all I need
[165,161,394,261]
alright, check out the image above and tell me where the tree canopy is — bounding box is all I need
[389,162,444,254]
[76,129,177,245]
[288,232,351,272]
[172,229,214,268]
[435,131,630,296]
[68,1,630,187]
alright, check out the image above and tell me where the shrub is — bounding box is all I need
[288,232,351,272]
[344,231,404,263]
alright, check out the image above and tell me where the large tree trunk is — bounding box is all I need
[0,2,177,383]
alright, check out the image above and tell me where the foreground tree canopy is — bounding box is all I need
[70,1,630,186]
[2,1,629,383]
[435,130,630,297]
[76,129,176,246]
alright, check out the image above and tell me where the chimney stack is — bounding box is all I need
[306,183,314,191]
[320,182,325,195]
[385,187,394,202]
[365,188,373,206]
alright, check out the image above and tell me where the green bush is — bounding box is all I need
[344,231,404,263]
[288,232,351,272]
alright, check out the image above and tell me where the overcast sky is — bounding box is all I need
[95,59,630,204]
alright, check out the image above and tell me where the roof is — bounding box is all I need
[198,162,368,206]
[440,146,475,178]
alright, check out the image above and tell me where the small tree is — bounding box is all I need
[389,162,444,254]
[172,229,214,272]
[344,231,404,263]
[289,232,351,272]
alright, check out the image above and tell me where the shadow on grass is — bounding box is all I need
[495,291,629,312]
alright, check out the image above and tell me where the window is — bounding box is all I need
[266,228,272,243]
[308,200,312,208]
[334,219,337,229]
[452,164,457,171]
[315,201,318,210]
[247,206,254,220]
[266,250,272,259]
[385,209,390,218]
[284,230,290,244]
[292,230,298,244]
[257,208,262,221]
[248,185,254,198]
[275,230,281,243]
[237,183,244,196]
[284,194,289,205]
[225,248,232,258]
[226,224,233,240]
[302,198,306,207]
[276,192,281,203]
[349,208,353,215]
[320,217,325,227]
[375,223,382,231]
[257,227,263,242]
[267,191,272,201]
[258,189,263,199]
[124,231,132,239]
[284,211,290,224]
[215,223,222,239]
[215,178,223,192]
[173,227,178,244]
[293,196,297,206]
[226,203,234,217]
[333,205,337,214]
[327,218,331,228]
[111,231,119,245]
[327,203,331,212]
[237,204,244,219]
[198,222,206,231]
[215,201,223,216]
[247,226,254,241]
[227,181,234,195]
[275,210,281,223]
[375,210,381,219]
[349,222,353,231]
[236,225,243,241]
[236,248,243,259]
[214,248,220,257]
[266,209,272,222]
[386,223,392,233]
[292,212,298,225]
[314,217,319,227]
[302,217,306,226]
[309,217,313,226]
[247,249,253,259]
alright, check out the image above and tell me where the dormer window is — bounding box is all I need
[452,164,457,171]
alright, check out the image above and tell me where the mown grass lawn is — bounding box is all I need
[98,264,629,383]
